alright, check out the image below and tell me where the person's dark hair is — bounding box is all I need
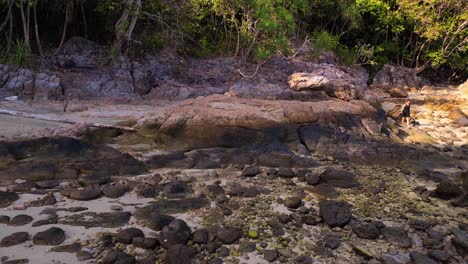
[405,99,411,104]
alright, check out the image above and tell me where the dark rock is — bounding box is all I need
[284,197,302,209]
[0,232,29,247]
[352,223,380,239]
[451,229,468,256]
[27,192,56,207]
[36,180,61,189]
[302,215,317,225]
[134,210,174,231]
[305,173,321,185]
[69,188,101,201]
[165,244,197,264]
[40,206,88,214]
[409,219,431,231]
[206,241,221,253]
[298,206,310,214]
[102,184,127,198]
[78,173,110,185]
[33,227,65,245]
[0,215,10,224]
[428,250,450,262]
[9,181,37,192]
[158,219,191,248]
[132,237,158,249]
[319,168,359,188]
[9,215,33,226]
[163,180,190,197]
[278,214,291,224]
[218,246,230,257]
[101,249,134,264]
[0,191,19,207]
[50,242,82,253]
[264,249,279,262]
[206,184,225,198]
[319,200,352,227]
[295,169,309,178]
[192,229,209,244]
[117,227,144,244]
[239,242,256,253]
[32,218,57,227]
[242,165,260,177]
[136,186,159,198]
[2,259,29,264]
[76,250,93,261]
[409,252,437,264]
[277,168,295,178]
[217,226,241,244]
[382,226,412,248]
[324,235,341,249]
[295,255,314,264]
[60,211,131,228]
[435,180,463,199]
[266,168,278,175]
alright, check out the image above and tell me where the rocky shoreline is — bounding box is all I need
[0,37,467,264]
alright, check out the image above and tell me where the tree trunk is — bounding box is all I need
[33,2,43,57]
[0,0,13,34]
[112,0,135,55]
[413,60,431,75]
[19,0,31,50]
[56,0,71,54]
[80,0,88,38]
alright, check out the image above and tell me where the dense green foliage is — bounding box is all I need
[0,0,466,79]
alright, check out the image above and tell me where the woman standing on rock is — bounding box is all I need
[400,99,412,127]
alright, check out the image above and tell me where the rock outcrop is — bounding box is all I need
[288,63,368,100]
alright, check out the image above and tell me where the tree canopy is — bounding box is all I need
[0,0,466,80]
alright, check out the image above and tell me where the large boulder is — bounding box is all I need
[319,200,352,227]
[137,95,377,151]
[372,64,427,89]
[288,63,368,100]
[55,37,104,69]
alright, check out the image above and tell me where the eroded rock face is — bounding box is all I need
[288,64,368,100]
[0,137,146,184]
[372,64,428,89]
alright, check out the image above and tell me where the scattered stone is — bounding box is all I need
[451,229,468,256]
[302,215,317,225]
[110,205,123,211]
[324,235,341,249]
[352,242,374,259]
[69,188,101,201]
[76,250,93,261]
[239,242,256,253]
[382,226,412,248]
[32,218,57,227]
[9,214,33,226]
[117,227,144,244]
[264,249,279,262]
[428,250,450,262]
[319,168,359,188]
[0,232,29,247]
[409,219,431,231]
[218,246,230,257]
[102,184,127,198]
[132,237,158,249]
[277,168,295,178]
[284,197,302,209]
[217,226,242,244]
[78,173,110,185]
[158,219,191,248]
[409,252,437,264]
[137,186,159,198]
[36,180,61,189]
[101,249,134,264]
[305,173,320,185]
[60,211,131,228]
[134,210,174,231]
[319,200,352,228]
[192,229,209,244]
[165,244,197,264]
[27,192,56,207]
[163,180,190,197]
[2,259,29,264]
[0,191,19,207]
[0,215,10,224]
[33,227,65,245]
[51,243,82,253]
[295,255,314,264]
[9,181,37,192]
[352,223,380,239]
[242,165,260,177]
[435,180,463,199]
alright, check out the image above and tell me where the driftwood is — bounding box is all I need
[0,109,137,132]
